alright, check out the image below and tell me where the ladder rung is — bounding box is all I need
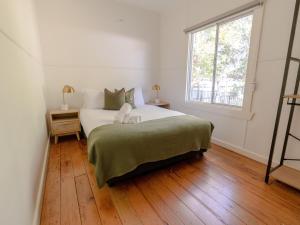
[291,57,300,63]
[289,133,300,142]
[284,158,300,161]
[287,102,300,106]
[284,94,300,99]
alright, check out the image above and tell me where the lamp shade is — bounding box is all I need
[63,85,75,94]
[152,84,161,91]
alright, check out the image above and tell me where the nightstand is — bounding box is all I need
[147,100,170,109]
[48,109,81,144]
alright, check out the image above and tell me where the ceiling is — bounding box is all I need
[114,0,176,13]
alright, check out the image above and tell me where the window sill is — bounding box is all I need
[184,101,254,120]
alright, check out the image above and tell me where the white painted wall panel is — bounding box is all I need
[35,0,160,109]
[0,1,48,225]
[159,0,300,169]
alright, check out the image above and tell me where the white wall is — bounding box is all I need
[159,0,300,168]
[35,0,161,109]
[0,1,48,225]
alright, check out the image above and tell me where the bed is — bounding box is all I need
[81,105,213,187]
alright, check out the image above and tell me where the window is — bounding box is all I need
[187,13,255,108]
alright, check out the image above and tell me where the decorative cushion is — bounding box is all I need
[125,88,136,108]
[104,88,125,110]
[114,88,136,108]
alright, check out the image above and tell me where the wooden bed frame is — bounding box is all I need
[106,149,207,186]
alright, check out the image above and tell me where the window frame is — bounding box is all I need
[185,6,264,120]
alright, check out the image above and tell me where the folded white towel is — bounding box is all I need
[123,115,142,124]
[114,103,132,124]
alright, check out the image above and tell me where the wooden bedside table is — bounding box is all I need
[147,100,170,109]
[48,109,81,144]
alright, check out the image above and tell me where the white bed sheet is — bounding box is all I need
[80,105,184,136]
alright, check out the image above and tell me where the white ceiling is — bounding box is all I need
[114,0,176,13]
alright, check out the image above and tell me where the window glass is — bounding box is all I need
[188,13,254,107]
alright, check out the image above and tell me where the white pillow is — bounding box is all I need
[134,87,145,107]
[82,89,104,109]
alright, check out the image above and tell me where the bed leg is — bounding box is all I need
[196,150,204,159]
[107,180,115,187]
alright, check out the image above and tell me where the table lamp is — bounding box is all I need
[61,85,75,110]
[152,84,161,103]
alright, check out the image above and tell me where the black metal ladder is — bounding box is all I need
[265,0,300,183]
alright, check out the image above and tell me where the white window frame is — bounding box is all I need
[185,6,264,120]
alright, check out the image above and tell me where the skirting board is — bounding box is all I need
[211,137,275,165]
[212,137,300,172]
[32,137,50,225]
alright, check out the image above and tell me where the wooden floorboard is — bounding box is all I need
[173,163,265,225]
[135,177,185,225]
[124,182,166,225]
[40,139,300,225]
[60,142,82,225]
[146,174,208,225]
[40,145,61,225]
[200,149,300,224]
[75,175,102,225]
[84,159,123,225]
[159,171,245,225]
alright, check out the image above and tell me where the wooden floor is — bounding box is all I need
[40,138,300,225]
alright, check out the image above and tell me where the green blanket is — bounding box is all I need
[88,115,213,187]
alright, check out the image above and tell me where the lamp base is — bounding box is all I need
[154,98,160,104]
[60,104,69,111]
